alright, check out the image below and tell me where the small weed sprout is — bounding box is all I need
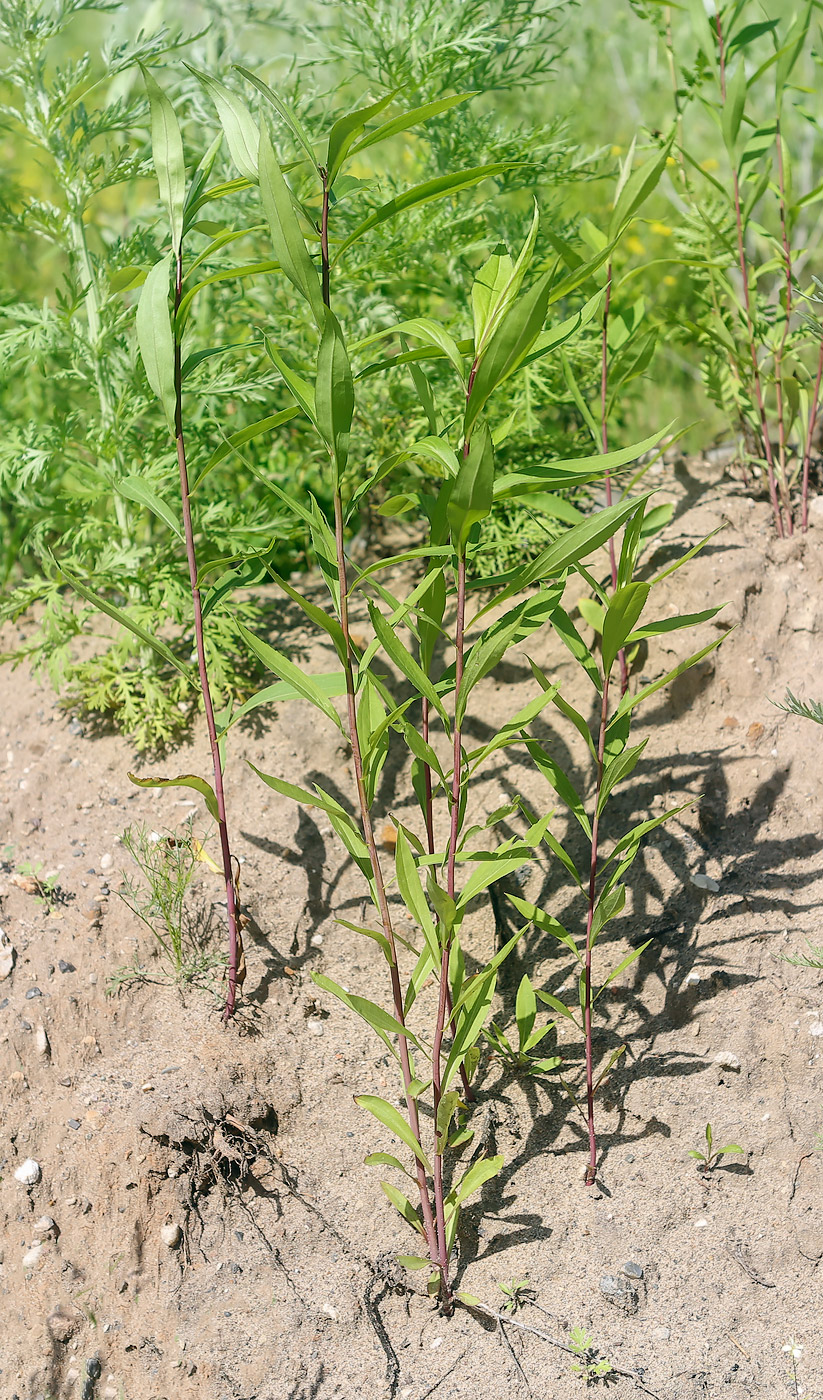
[568,1326,613,1384]
[783,1338,805,1400]
[116,823,221,986]
[688,1122,743,1173]
[15,860,61,914]
[484,974,562,1076]
[498,1275,536,1314]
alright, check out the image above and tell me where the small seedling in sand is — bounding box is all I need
[498,1275,536,1314]
[568,1326,613,1383]
[688,1122,743,1172]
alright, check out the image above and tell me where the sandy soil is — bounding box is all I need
[1,460,822,1400]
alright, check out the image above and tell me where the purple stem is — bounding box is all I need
[600,263,628,695]
[583,675,611,1185]
[173,249,240,1021]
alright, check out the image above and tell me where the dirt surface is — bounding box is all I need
[1,461,822,1400]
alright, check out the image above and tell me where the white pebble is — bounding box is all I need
[321,1303,338,1319]
[693,1219,709,1229]
[161,1222,182,1248]
[430,1337,443,1349]
[691,872,720,892]
[713,1050,741,1070]
[33,1216,56,1236]
[35,1025,50,1057]
[14,1158,41,1185]
[809,1022,823,1038]
[22,1242,43,1269]
[307,1019,325,1037]
[100,853,113,871]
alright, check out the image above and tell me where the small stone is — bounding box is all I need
[599,1273,638,1311]
[141,1082,155,1092]
[65,1368,80,1385]
[14,1158,41,1185]
[693,1218,709,1229]
[100,853,113,872]
[58,959,76,974]
[690,872,720,892]
[67,1119,81,1131]
[87,973,98,986]
[307,1019,325,1037]
[79,1198,92,1214]
[809,1022,823,1038]
[80,901,102,923]
[68,720,84,737]
[651,1326,670,1341]
[321,1303,338,1320]
[161,1222,182,1248]
[35,1025,50,1057]
[48,1309,77,1343]
[0,935,15,980]
[34,1216,56,1236]
[622,1261,644,1279]
[22,1241,43,1269]
[86,1357,102,1380]
[713,1050,741,1071]
[25,986,43,999]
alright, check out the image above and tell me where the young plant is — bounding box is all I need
[568,1326,613,1384]
[498,1275,536,1314]
[200,71,666,1308]
[512,501,725,1183]
[688,1121,743,1172]
[115,822,220,986]
[484,973,562,1076]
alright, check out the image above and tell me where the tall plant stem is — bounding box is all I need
[172,251,240,1021]
[716,12,785,537]
[320,175,437,1257]
[583,674,611,1185]
[430,549,467,1315]
[800,333,823,532]
[774,119,794,534]
[600,265,628,695]
[664,6,688,192]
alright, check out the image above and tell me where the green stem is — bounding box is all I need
[583,674,611,1185]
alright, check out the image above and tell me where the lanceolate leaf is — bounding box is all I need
[136,255,176,432]
[127,771,218,820]
[117,476,182,540]
[334,163,513,260]
[326,92,395,184]
[237,622,344,730]
[194,406,300,487]
[316,307,354,475]
[186,67,259,182]
[465,270,552,435]
[451,1154,504,1208]
[311,972,416,1053]
[234,66,318,170]
[351,93,474,158]
[258,118,324,325]
[447,420,494,551]
[602,582,650,675]
[141,66,185,253]
[54,561,194,682]
[355,1095,432,1173]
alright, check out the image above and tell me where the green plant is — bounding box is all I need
[115,821,222,986]
[783,1337,806,1400]
[14,860,60,913]
[484,973,562,1076]
[498,1275,536,1313]
[777,690,823,726]
[688,1121,743,1172]
[568,1325,613,1384]
[510,502,724,1184]
[782,941,823,971]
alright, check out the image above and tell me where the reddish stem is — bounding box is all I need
[600,263,628,695]
[584,675,611,1185]
[774,118,794,534]
[321,176,437,1256]
[800,334,823,532]
[173,250,240,1021]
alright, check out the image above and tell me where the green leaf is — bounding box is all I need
[625,605,724,644]
[590,883,626,943]
[186,67,259,182]
[457,587,561,724]
[312,972,415,1053]
[355,1095,432,1173]
[126,771,218,820]
[613,634,727,719]
[238,622,344,730]
[515,974,537,1051]
[262,336,318,427]
[326,92,395,184]
[351,93,474,158]
[367,601,450,727]
[508,894,580,959]
[465,270,552,435]
[598,739,648,815]
[136,255,175,432]
[452,1154,503,1208]
[594,941,652,1000]
[395,830,439,965]
[379,1181,426,1236]
[194,406,300,487]
[722,61,748,164]
[117,476,182,540]
[443,971,497,1091]
[525,738,591,836]
[602,582,650,675]
[258,117,324,325]
[53,561,193,682]
[435,1090,461,1152]
[609,141,672,239]
[467,682,560,773]
[535,991,576,1021]
[222,674,346,734]
[316,307,354,474]
[493,428,668,502]
[354,317,466,382]
[397,1254,431,1270]
[357,675,389,805]
[334,163,513,260]
[140,66,185,253]
[364,1152,412,1176]
[447,420,494,551]
[472,201,539,354]
[234,65,318,170]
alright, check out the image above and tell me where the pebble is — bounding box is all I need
[14,1158,41,1185]
[307,1019,325,1037]
[0,934,15,980]
[690,872,720,892]
[35,1025,50,1057]
[160,1223,182,1248]
[86,1358,102,1380]
[599,1273,638,1310]
[100,853,113,871]
[713,1050,741,1071]
[58,959,76,974]
[88,973,98,986]
[80,901,102,923]
[34,1216,56,1236]
[68,720,84,737]
[25,987,43,999]
[622,1261,644,1279]
[651,1326,671,1341]
[48,1309,76,1343]
[68,1119,81,1131]
[809,1022,823,1038]
[22,1241,43,1269]
[693,1218,709,1229]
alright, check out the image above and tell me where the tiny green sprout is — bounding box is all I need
[688,1122,744,1172]
[568,1326,613,1383]
[498,1276,535,1314]
[484,974,562,1076]
[16,860,61,914]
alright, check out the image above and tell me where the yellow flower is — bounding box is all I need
[650,221,672,236]
[626,235,645,256]
[666,155,677,168]
[701,158,720,172]
[611,144,623,156]
[663,275,676,286]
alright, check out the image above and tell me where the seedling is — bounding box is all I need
[498,1275,536,1314]
[115,823,223,988]
[568,1326,613,1384]
[14,860,61,914]
[688,1122,743,1172]
[484,973,562,1076]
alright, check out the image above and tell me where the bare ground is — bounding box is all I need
[1,460,822,1400]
